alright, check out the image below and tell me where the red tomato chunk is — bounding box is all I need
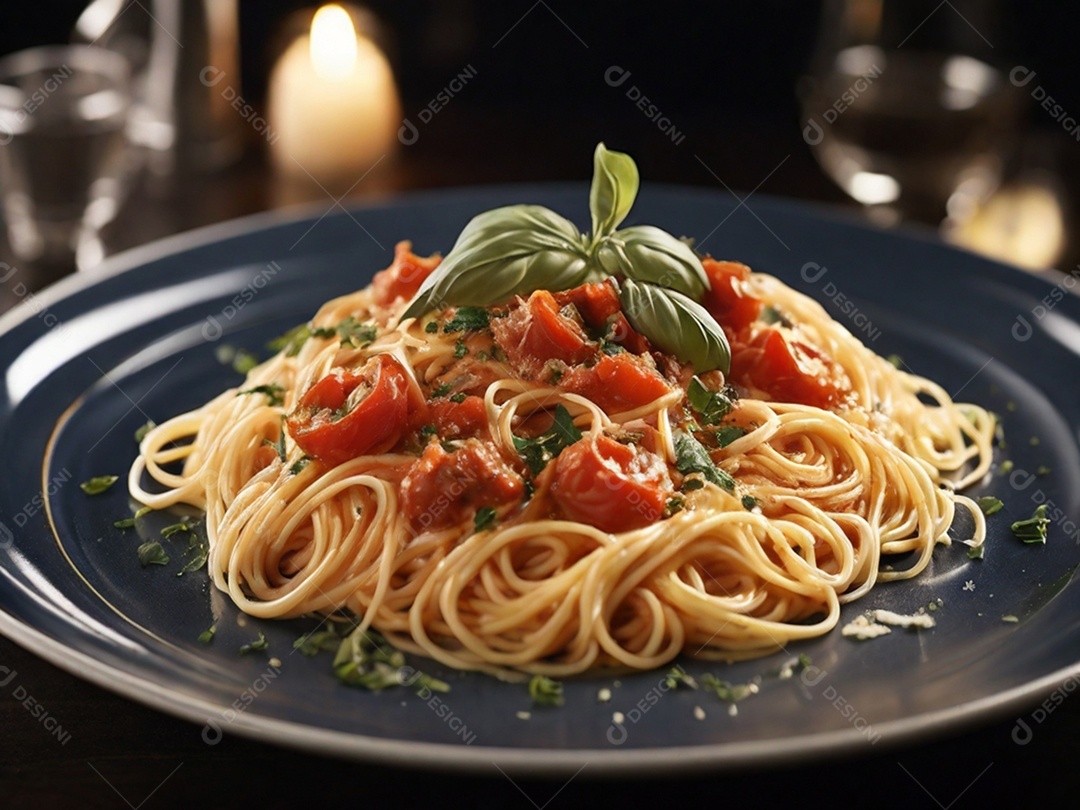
[401,439,524,533]
[550,436,673,534]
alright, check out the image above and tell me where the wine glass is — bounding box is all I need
[799,0,1020,227]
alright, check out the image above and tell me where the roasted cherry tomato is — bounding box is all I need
[401,439,524,532]
[371,241,441,307]
[286,355,411,465]
[731,327,846,409]
[550,436,673,533]
[428,395,488,440]
[702,258,762,335]
[491,289,594,377]
[559,352,673,414]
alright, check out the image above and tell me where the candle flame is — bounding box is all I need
[310,4,358,81]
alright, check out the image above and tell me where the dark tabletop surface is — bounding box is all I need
[2,107,1080,808]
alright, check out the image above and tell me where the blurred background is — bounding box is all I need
[2,3,1080,805]
[0,0,1078,315]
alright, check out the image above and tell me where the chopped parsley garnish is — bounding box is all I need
[81,475,119,495]
[263,424,287,462]
[419,424,438,441]
[886,354,903,368]
[289,456,312,475]
[293,628,343,656]
[237,383,286,407]
[687,376,734,425]
[442,307,490,333]
[715,425,747,447]
[673,431,735,492]
[453,340,468,359]
[430,383,453,399]
[664,667,698,690]
[1036,465,1052,477]
[473,506,497,533]
[161,520,195,538]
[449,392,467,404]
[681,477,705,492]
[137,541,169,567]
[333,626,449,693]
[114,507,151,529]
[998,460,1014,475]
[741,495,759,510]
[512,405,582,475]
[267,323,314,356]
[528,674,565,707]
[198,624,217,645]
[759,305,791,327]
[215,345,260,374]
[335,317,378,347]
[424,320,439,334]
[967,544,985,560]
[134,420,156,443]
[177,533,209,576]
[240,632,269,655]
[701,674,757,704]
[665,497,685,516]
[976,496,1004,516]
[1011,504,1049,544]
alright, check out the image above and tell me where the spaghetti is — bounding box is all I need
[128,242,993,678]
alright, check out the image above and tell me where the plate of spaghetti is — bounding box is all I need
[1,144,1079,775]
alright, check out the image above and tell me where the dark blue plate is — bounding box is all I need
[1,186,1079,776]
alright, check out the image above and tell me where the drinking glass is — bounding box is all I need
[800,0,1019,226]
[0,45,134,269]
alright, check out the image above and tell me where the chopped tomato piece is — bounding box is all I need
[550,436,673,533]
[491,290,594,377]
[286,355,412,465]
[730,327,846,409]
[556,280,651,353]
[555,281,621,329]
[559,353,673,414]
[428,395,488,440]
[702,258,762,334]
[401,439,524,532]
[371,241,441,307]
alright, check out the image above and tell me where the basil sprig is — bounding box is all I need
[618,279,730,374]
[400,143,730,374]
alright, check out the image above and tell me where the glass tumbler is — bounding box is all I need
[0,45,133,269]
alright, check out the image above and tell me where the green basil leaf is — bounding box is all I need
[589,142,639,239]
[673,430,735,492]
[596,226,708,301]
[618,279,730,374]
[401,205,592,319]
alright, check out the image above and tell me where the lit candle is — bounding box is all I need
[268,4,400,187]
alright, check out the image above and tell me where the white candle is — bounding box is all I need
[268,4,400,187]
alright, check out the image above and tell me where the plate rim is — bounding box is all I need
[1,183,1077,775]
